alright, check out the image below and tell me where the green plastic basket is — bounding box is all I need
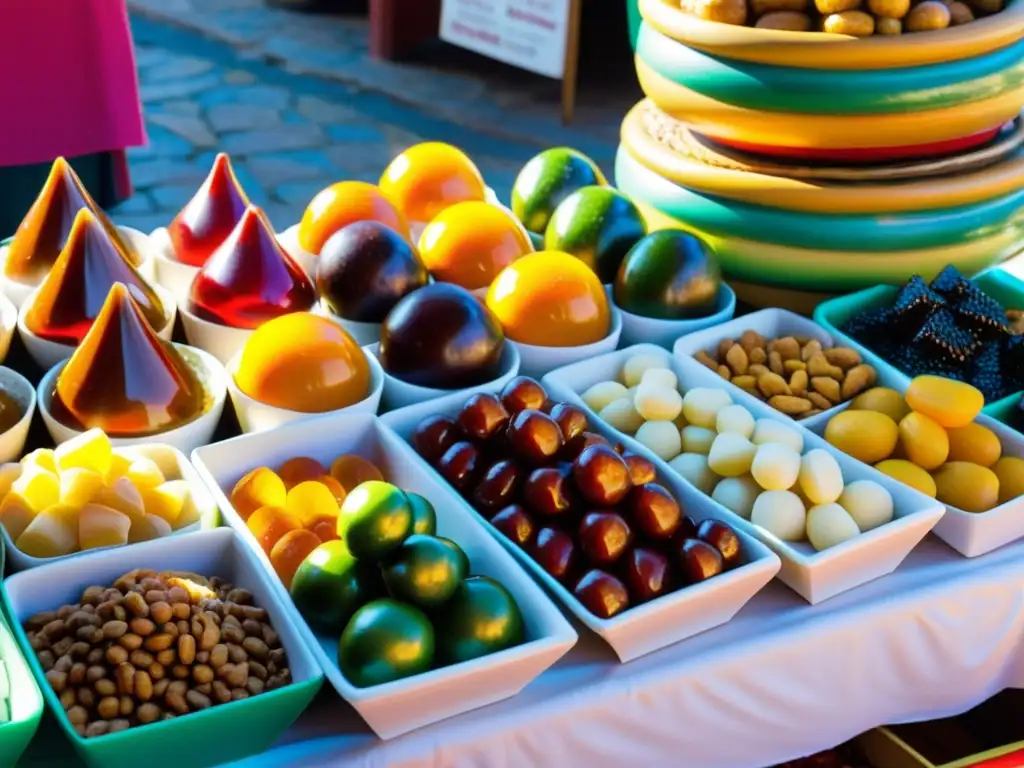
[0,609,44,765]
[627,0,641,50]
[814,268,1024,419]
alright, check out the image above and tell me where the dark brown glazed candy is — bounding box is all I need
[50,284,208,437]
[522,466,577,517]
[628,483,681,542]
[573,445,632,506]
[532,527,577,582]
[573,570,629,619]
[674,515,700,543]
[457,393,510,442]
[490,504,536,548]
[187,206,315,329]
[167,153,250,268]
[472,459,521,514]
[24,210,167,345]
[5,157,140,284]
[548,403,588,444]
[698,520,742,569]
[507,409,564,465]
[0,390,23,434]
[412,415,461,463]
[622,548,675,603]
[562,430,611,462]
[622,452,657,486]
[437,441,480,492]
[578,511,632,565]
[316,220,429,323]
[500,376,547,415]
[379,283,505,389]
[676,539,724,584]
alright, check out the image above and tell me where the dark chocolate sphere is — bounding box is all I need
[379,283,505,389]
[316,221,429,323]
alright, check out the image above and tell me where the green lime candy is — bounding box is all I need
[339,480,414,561]
[381,534,468,608]
[406,492,437,535]
[338,599,435,688]
[511,148,605,236]
[290,540,381,635]
[435,576,525,665]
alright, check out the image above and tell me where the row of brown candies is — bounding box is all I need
[412,376,746,619]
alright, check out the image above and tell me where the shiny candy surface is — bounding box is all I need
[187,206,315,329]
[297,181,409,254]
[235,312,371,413]
[167,153,251,268]
[51,284,208,437]
[0,390,22,434]
[379,142,486,223]
[486,251,611,347]
[511,148,607,236]
[25,210,166,344]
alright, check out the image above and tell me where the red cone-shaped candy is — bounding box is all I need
[186,206,315,329]
[167,153,250,267]
[5,157,141,284]
[51,283,208,437]
[25,209,167,345]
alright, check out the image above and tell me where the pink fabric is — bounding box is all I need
[0,0,146,167]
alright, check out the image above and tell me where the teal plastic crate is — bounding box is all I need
[0,608,44,766]
[814,268,1024,419]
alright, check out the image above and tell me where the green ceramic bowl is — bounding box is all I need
[0,609,44,765]
[814,268,1024,417]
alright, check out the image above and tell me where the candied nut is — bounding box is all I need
[69,662,87,685]
[231,689,250,702]
[138,703,161,724]
[178,634,197,666]
[42,620,66,640]
[85,721,110,739]
[200,614,222,650]
[212,681,232,704]
[176,620,190,636]
[241,619,263,638]
[249,660,268,681]
[267,673,290,691]
[153,678,170,698]
[717,364,731,380]
[120,695,134,717]
[149,663,166,681]
[210,644,230,668]
[60,689,77,709]
[725,344,749,375]
[227,643,248,665]
[730,374,757,393]
[77,688,96,710]
[221,662,249,688]
[53,638,74,657]
[167,587,190,604]
[96,679,116,697]
[717,339,735,360]
[156,649,176,666]
[783,359,807,373]
[140,578,162,593]
[790,370,809,396]
[115,663,135,695]
[195,683,213,696]
[824,347,861,369]
[801,340,823,362]
[171,603,190,621]
[695,350,718,371]
[739,330,766,354]
[45,669,68,692]
[109,719,131,734]
[187,690,212,710]
[841,364,876,399]
[145,634,174,653]
[808,391,834,411]
[66,611,99,633]
[87,648,104,666]
[757,372,791,398]
[193,664,215,685]
[227,589,254,606]
[242,637,269,661]
[221,623,245,645]
[124,592,149,618]
[768,351,784,376]
[769,395,813,415]
[119,633,143,651]
[165,691,188,715]
[172,664,190,679]
[106,645,129,665]
[148,601,171,624]
[38,650,56,671]
[772,337,801,361]
[246,677,265,695]
[261,626,279,649]
[58,605,77,620]
[70,642,91,659]
[811,377,842,404]
[98,696,120,720]
[86,665,105,684]
[102,620,128,640]
[29,635,50,652]
[27,611,58,631]
[130,650,154,669]
[129,618,155,637]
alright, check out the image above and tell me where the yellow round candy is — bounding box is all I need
[993,457,1024,505]
[824,410,899,465]
[933,462,1000,513]
[897,412,949,471]
[379,143,486,224]
[946,423,1003,467]
[874,459,937,498]
[485,251,611,347]
[905,376,984,428]
[849,387,911,425]
[235,313,371,413]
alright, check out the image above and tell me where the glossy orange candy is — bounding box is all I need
[230,466,287,520]
[297,181,409,254]
[234,312,371,413]
[418,201,533,290]
[329,454,384,493]
[278,457,327,488]
[247,505,301,554]
[271,529,322,588]
[168,153,250,268]
[25,210,167,344]
[379,143,486,224]
[486,251,611,347]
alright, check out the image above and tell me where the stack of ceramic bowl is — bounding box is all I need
[619,0,1024,313]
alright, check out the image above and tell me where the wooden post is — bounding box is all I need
[561,0,583,125]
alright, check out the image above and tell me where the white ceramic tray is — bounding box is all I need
[190,412,577,739]
[1,443,219,572]
[0,292,17,365]
[381,388,781,661]
[511,307,623,380]
[0,367,36,464]
[542,343,945,605]
[616,283,737,349]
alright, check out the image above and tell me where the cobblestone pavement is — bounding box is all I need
[115,4,639,233]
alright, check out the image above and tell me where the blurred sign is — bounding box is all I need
[439,0,573,79]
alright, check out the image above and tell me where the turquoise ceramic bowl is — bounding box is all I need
[813,268,1024,417]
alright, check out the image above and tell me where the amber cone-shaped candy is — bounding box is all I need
[186,205,315,330]
[5,157,140,284]
[167,153,250,268]
[25,210,167,344]
[50,283,207,437]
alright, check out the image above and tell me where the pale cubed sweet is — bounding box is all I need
[634,384,683,422]
[582,381,629,413]
[751,418,804,454]
[58,468,104,507]
[0,462,21,498]
[668,453,718,495]
[750,443,801,491]
[141,480,194,527]
[125,456,166,491]
[93,477,145,521]
[681,388,733,429]
[681,425,717,455]
[640,368,679,391]
[22,449,56,474]
[716,404,756,439]
[798,449,845,505]
[0,492,35,541]
[105,453,132,485]
[635,421,683,461]
[622,354,670,387]
[16,505,78,558]
[708,433,757,477]
[838,479,894,531]
[11,465,59,512]
[712,475,761,519]
[806,503,860,551]
[54,427,113,477]
[79,504,131,550]
[751,490,807,541]
[129,513,173,544]
[993,457,1024,505]
[933,462,1000,513]
[599,398,645,434]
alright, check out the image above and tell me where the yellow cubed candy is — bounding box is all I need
[78,504,131,551]
[59,468,105,507]
[105,453,132,484]
[0,491,36,540]
[16,505,78,558]
[128,513,172,544]
[125,457,165,491]
[11,465,59,512]
[0,463,22,498]
[141,480,190,526]
[93,477,145,521]
[55,428,113,476]
[22,449,56,474]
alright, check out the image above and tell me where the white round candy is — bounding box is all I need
[750,443,802,491]
[599,398,644,434]
[635,421,682,461]
[716,404,756,439]
[582,381,629,413]
[707,433,757,478]
[838,480,894,532]
[634,384,683,422]
[681,425,717,455]
[668,453,718,495]
[681,388,733,429]
[622,354,669,387]
[751,419,804,454]
[798,449,845,505]
[640,368,678,391]
[712,476,761,519]
[806,503,860,551]
[751,490,807,541]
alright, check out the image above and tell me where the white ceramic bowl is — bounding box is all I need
[312,300,382,346]
[37,343,228,454]
[17,283,177,371]
[225,347,384,434]
[274,225,317,278]
[367,340,520,412]
[381,388,781,661]
[0,291,17,365]
[617,283,737,349]
[148,227,199,304]
[190,412,577,739]
[542,343,946,605]
[1,443,219,572]
[178,305,256,367]
[511,306,624,380]
[0,367,36,463]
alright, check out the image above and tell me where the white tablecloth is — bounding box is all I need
[218,535,1024,768]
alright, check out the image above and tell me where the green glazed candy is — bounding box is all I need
[405,492,437,536]
[339,480,414,561]
[338,599,435,688]
[381,534,468,608]
[511,148,606,236]
[614,229,721,319]
[435,576,525,665]
[290,540,381,635]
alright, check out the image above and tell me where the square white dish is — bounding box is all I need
[2,443,220,572]
[542,343,945,605]
[190,412,577,739]
[381,387,781,661]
